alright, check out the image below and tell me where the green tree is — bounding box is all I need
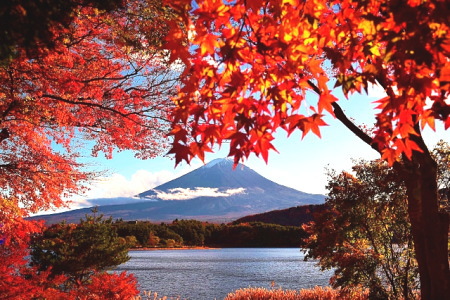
[115,221,154,247]
[30,213,134,287]
[171,219,206,246]
[304,158,425,299]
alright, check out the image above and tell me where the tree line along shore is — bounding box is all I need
[114,218,307,249]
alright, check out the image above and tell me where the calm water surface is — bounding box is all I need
[115,248,333,300]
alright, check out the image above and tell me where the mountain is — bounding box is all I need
[232,204,328,227]
[33,158,325,224]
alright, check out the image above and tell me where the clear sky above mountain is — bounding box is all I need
[70,85,448,209]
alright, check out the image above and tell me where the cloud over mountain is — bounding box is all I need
[34,158,325,224]
[153,187,246,200]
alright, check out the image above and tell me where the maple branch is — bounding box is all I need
[0,128,10,142]
[307,80,380,154]
[332,102,379,153]
[79,66,141,84]
[42,94,138,117]
[41,94,170,130]
[0,163,18,170]
[375,73,397,101]
[1,100,18,122]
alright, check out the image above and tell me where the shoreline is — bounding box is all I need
[130,246,220,251]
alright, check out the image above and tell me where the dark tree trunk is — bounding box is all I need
[330,100,450,299]
[399,147,450,300]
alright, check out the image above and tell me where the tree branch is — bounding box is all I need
[0,128,10,142]
[307,79,380,154]
[332,102,379,153]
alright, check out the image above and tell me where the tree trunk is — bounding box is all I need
[331,100,450,299]
[400,149,450,300]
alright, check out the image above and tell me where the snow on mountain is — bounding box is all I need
[34,158,325,224]
[203,157,235,168]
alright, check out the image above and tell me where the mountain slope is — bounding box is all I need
[232,204,328,227]
[34,158,325,224]
[139,158,310,198]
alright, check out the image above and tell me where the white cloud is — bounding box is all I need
[37,169,179,214]
[81,169,176,199]
[62,159,206,209]
[155,187,246,200]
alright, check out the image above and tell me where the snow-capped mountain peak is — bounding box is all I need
[203,157,234,168]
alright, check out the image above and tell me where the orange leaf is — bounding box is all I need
[301,114,327,138]
[381,148,398,166]
[199,33,221,55]
[309,59,324,75]
[420,111,436,131]
[318,92,337,114]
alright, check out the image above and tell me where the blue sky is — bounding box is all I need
[66,83,449,209]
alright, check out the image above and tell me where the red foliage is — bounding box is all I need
[1,1,176,215]
[73,272,139,300]
[224,286,370,300]
[0,205,138,299]
[1,1,174,297]
[165,0,449,166]
[0,206,67,299]
[164,1,450,299]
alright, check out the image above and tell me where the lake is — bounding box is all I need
[115,248,334,300]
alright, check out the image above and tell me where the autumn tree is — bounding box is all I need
[0,207,63,299]
[114,220,184,247]
[0,0,124,61]
[304,159,418,300]
[164,1,450,299]
[0,0,178,215]
[115,221,153,247]
[0,0,179,297]
[0,209,139,299]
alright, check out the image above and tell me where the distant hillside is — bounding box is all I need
[33,158,324,224]
[232,204,328,226]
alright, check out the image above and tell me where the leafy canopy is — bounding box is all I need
[0,1,177,298]
[0,0,179,214]
[165,0,450,165]
[0,0,124,61]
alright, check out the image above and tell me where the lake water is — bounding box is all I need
[115,248,333,300]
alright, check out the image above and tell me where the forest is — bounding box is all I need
[114,219,307,248]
